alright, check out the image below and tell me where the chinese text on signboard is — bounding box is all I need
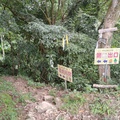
[58,64,72,82]
[94,48,119,65]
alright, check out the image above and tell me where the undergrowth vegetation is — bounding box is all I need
[0,0,120,119]
[0,78,18,119]
[61,90,120,119]
[0,77,33,120]
[0,76,120,119]
[61,91,86,114]
[0,0,120,91]
[90,98,115,116]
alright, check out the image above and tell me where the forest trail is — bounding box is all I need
[2,76,74,120]
[2,76,120,120]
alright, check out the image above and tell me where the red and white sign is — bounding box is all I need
[58,64,72,82]
[94,48,120,65]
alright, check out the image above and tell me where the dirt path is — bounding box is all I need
[3,76,69,120]
[2,76,120,120]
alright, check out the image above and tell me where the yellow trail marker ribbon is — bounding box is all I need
[62,35,69,50]
[66,34,68,45]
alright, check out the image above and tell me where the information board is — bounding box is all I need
[94,48,119,65]
[58,64,72,82]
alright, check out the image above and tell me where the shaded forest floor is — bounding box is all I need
[0,76,120,120]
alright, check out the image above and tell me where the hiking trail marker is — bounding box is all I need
[58,64,72,82]
[94,48,119,90]
[58,35,72,91]
[93,27,119,89]
[58,64,72,90]
[94,48,120,65]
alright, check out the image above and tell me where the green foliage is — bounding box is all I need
[27,80,45,88]
[109,90,120,101]
[49,89,57,97]
[20,92,36,102]
[81,0,99,16]
[0,77,34,120]
[74,13,99,38]
[0,93,18,120]
[0,78,18,120]
[64,9,100,39]
[0,20,99,90]
[110,21,120,84]
[83,84,98,93]
[1,0,119,91]
[61,91,86,114]
[0,78,15,92]
[90,98,115,116]
[65,33,98,90]
[98,0,112,21]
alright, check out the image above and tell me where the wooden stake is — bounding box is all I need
[93,84,118,89]
[65,80,68,91]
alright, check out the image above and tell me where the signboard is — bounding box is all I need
[94,48,119,65]
[58,64,72,82]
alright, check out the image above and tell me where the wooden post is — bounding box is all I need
[93,84,118,89]
[98,27,118,34]
[97,0,120,83]
[65,80,68,91]
[98,27,118,83]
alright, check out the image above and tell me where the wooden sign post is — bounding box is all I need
[94,27,118,89]
[98,27,118,82]
[58,64,72,91]
[58,35,72,91]
[98,27,118,34]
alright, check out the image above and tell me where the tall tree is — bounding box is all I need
[98,0,120,82]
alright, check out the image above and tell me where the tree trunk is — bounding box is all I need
[98,0,120,83]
